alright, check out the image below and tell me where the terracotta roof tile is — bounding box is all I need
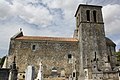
[16,36,78,42]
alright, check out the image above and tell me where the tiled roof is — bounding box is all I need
[105,37,116,46]
[16,36,78,42]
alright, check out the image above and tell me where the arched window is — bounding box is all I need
[86,10,90,21]
[94,52,96,61]
[76,17,78,27]
[78,14,80,23]
[73,72,76,77]
[108,56,110,62]
[93,11,97,22]
[68,54,72,59]
[32,45,36,51]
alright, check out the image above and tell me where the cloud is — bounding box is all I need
[46,0,80,19]
[0,0,53,26]
[0,1,12,20]
[102,4,120,51]
[103,4,120,36]
[0,0,120,57]
[80,0,120,5]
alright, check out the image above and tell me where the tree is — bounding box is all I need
[0,56,6,67]
[0,58,1,63]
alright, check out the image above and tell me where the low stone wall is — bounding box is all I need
[0,68,10,80]
[44,77,66,80]
[103,71,119,80]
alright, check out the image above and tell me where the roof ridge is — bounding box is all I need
[15,36,78,42]
[22,36,76,39]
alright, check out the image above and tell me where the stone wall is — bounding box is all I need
[8,39,79,78]
[103,72,119,80]
[44,77,66,80]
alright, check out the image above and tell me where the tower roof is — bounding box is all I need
[106,37,116,46]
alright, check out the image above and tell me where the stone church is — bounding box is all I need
[6,4,119,80]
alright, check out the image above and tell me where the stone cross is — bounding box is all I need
[36,61,42,80]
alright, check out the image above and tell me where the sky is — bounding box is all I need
[0,0,120,57]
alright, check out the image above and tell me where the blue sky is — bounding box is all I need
[0,0,120,57]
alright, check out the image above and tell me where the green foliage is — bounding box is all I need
[0,58,1,63]
[0,56,6,67]
[115,52,120,61]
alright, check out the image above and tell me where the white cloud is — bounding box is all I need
[103,4,120,36]
[46,0,80,20]
[0,0,53,26]
[0,1,12,20]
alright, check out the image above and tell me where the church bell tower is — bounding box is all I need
[74,4,109,80]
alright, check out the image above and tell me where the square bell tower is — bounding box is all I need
[75,4,111,80]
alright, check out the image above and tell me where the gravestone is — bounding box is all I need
[25,65,35,80]
[60,69,65,77]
